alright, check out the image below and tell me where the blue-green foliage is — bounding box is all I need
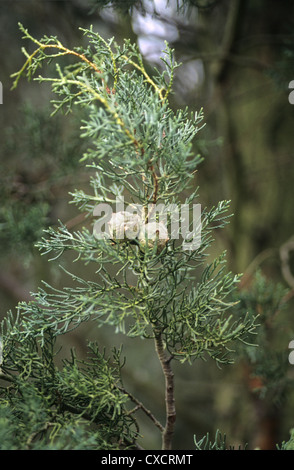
[0,24,258,449]
[0,331,136,449]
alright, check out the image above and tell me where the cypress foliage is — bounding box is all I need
[0,24,258,450]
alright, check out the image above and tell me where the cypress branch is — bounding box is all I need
[0,23,259,450]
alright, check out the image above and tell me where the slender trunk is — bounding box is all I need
[154,332,176,450]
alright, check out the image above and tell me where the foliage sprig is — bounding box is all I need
[1,23,258,450]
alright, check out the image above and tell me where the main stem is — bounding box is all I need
[154,331,176,450]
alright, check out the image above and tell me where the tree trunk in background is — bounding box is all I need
[192,0,294,277]
[190,1,294,448]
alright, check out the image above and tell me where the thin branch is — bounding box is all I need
[116,385,164,433]
[11,23,110,92]
[154,331,176,450]
[121,54,165,101]
[149,163,159,206]
[239,248,275,289]
[26,422,55,449]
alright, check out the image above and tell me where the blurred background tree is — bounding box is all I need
[1,0,294,449]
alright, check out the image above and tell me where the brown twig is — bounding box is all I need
[116,385,164,433]
[154,331,176,450]
[26,422,55,449]
[149,163,159,206]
